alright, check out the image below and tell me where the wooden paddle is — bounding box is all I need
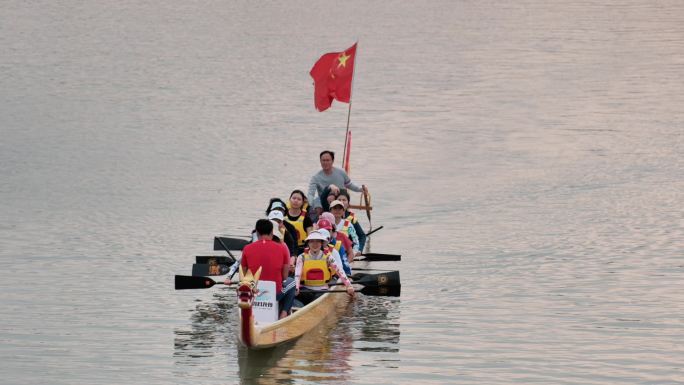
[354,252,401,262]
[214,235,398,261]
[175,271,399,290]
[362,190,372,231]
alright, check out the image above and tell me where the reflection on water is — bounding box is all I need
[4,0,683,383]
[173,287,401,384]
[174,291,236,361]
[355,299,401,354]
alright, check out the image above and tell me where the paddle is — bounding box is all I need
[214,235,398,261]
[175,271,399,290]
[195,255,235,265]
[350,270,398,280]
[209,237,245,281]
[214,236,250,252]
[214,237,240,259]
[300,285,400,297]
[363,189,372,231]
[175,275,232,290]
[354,252,401,262]
[351,267,395,272]
[365,225,383,237]
[331,271,400,287]
[192,263,230,277]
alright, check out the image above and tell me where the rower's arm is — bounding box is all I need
[327,255,352,288]
[307,176,321,209]
[347,224,360,253]
[293,255,304,289]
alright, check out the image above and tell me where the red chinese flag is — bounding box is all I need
[310,43,357,112]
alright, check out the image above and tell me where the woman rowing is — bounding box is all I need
[316,218,352,276]
[294,230,355,305]
[319,212,354,260]
[284,189,313,254]
[334,189,367,253]
[329,199,361,257]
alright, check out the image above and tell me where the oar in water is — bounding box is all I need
[175,271,399,291]
[214,236,250,252]
[354,252,401,262]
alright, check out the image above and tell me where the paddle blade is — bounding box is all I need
[214,236,250,251]
[191,263,230,277]
[353,271,400,287]
[299,286,400,297]
[175,275,220,290]
[359,285,400,297]
[355,252,401,262]
[195,255,235,265]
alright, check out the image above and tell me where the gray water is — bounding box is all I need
[1,1,683,384]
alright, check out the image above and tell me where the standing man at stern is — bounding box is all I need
[308,150,368,216]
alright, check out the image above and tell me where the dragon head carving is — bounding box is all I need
[237,265,262,309]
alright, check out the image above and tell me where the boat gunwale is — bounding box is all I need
[256,283,344,334]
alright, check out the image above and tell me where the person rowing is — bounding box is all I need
[307,150,368,219]
[329,199,361,257]
[284,189,313,254]
[262,198,298,257]
[319,212,354,260]
[334,189,367,253]
[228,219,295,320]
[294,230,355,305]
[316,218,352,276]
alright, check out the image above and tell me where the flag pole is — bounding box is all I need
[343,41,358,174]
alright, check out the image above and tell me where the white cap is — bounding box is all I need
[269,201,286,211]
[268,210,284,221]
[305,230,328,242]
[318,229,331,240]
[329,200,344,209]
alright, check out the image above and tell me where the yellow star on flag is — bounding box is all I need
[337,52,351,68]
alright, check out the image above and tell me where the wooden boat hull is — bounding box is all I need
[239,284,350,349]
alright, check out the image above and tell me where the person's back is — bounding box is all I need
[238,219,295,319]
[242,238,288,293]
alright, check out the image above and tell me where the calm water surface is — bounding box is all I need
[1,1,683,384]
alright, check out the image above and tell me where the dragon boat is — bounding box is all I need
[175,238,400,350]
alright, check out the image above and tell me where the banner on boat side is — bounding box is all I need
[253,280,278,324]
